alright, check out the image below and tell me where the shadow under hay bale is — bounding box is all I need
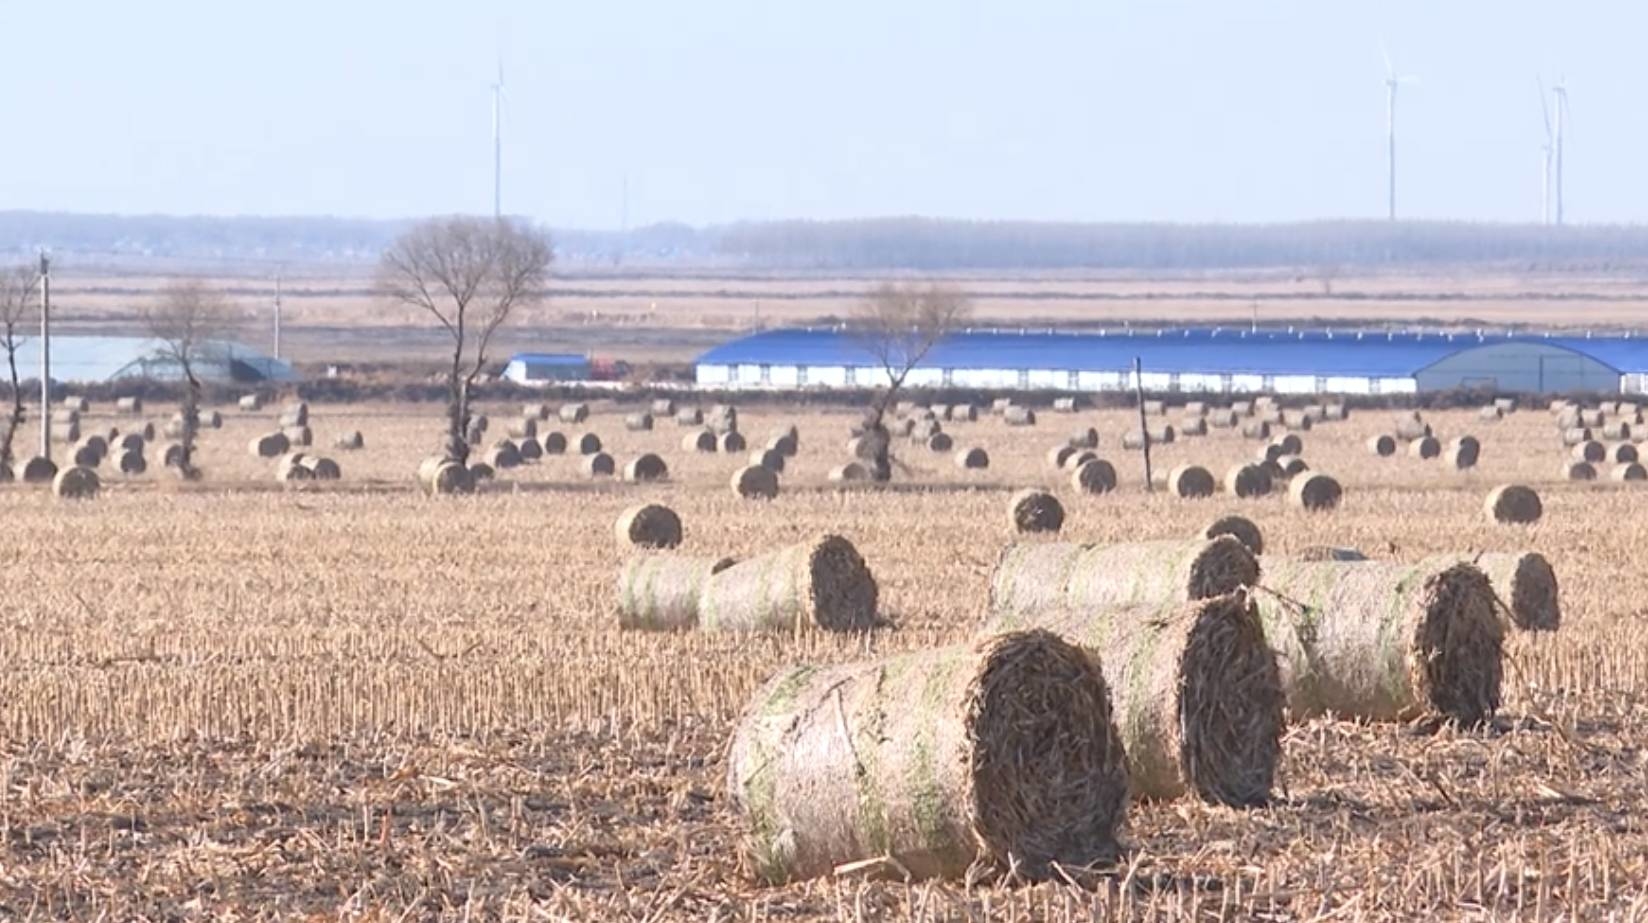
[615,555,734,630]
[1295,546,1368,562]
[981,593,1282,806]
[615,503,683,549]
[1205,515,1263,555]
[1255,560,1503,724]
[727,629,1127,884]
[1008,489,1064,534]
[700,535,877,633]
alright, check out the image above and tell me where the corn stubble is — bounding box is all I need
[0,404,1644,918]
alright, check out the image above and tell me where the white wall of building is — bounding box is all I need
[696,362,1405,394]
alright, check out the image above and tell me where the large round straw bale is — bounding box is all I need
[238,394,262,412]
[1179,416,1208,437]
[624,453,670,482]
[730,464,779,499]
[1009,489,1065,534]
[1409,436,1442,459]
[701,534,877,633]
[283,401,309,426]
[1048,444,1078,469]
[1564,461,1597,481]
[57,420,81,443]
[891,418,915,437]
[1224,463,1273,499]
[160,443,184,468]
[1256,407,1283,424]
[1275,434,1303,456]
[749,448,785,473]
[716,431,745,454]
[982,593,1281,806]
[926,432,954,452]
[50,408,79,427]
[728,630,1126,884]
[249,432,290,458]
[485,440,522,470]
[1479,405,1503,422]
[1367,434,1397,457]
[517,436,543,461]
[507,418,538,439]
[1571,440,1606,463]
[160,419,184,441]
[1612,443,1640,464]
[1068,427,1099,449]
[62,396,89,412]
[1555,407,1582,430]
[1424,552,1559,632]
[614,503,683,549]
[625,412,654,432]
[1614,462,1647,482]
[1167,464,1216,499]
[1063,449,1099,471]
[1254,560,1503,724]
[201,409,222,430]
[583,452,615,477]
[275,453,312,482]
[1580,409,1605,428]
[1149,425,1177,444]
[908,417,941,441]
[827,462,870,483]
[1274,455,1308,479]
[1205,515,1263,555]
[524,402,551,421]
[1048,536,1259,611]
[649,398,676,416]
[540,431,567,455]
[1483,484,1541,524]
[1395,418,1432,441]
[709,406,739,434]
[468,461,494,482]
[1121,430,1146,450]
[1449,436,1481,470]
[301,456,341,481]
[1207,409,1237,429]
[418,457,474,495]
[1230,400,1254,417]
[71,442,103,468]
[49,465,99,500]
[1254,442,1284,464]
[576,432,604,455]
[988,543,1087,614]
[1241,420,1272,440]
[950,403,979,421]
[1561,427,1592,446]
[559,403,590,424]
[282,425,313,447]
[683,430,716,453]
[1289,473,1343,511]
[1323,403,1349,421]
[114,395,142,415]
[675,407,704,426]
[1297,546,1367,562]
[955,447,990,469]
[615,555,734,630]
[116,449,146,475]
[1140,399,1164,415]
[765,433,798,458]
[1071,458,1117,494]
[1281,410,1313,431]
[333,430,365,451]
[1003,405,1037,426]
[1052,396,1078,413]
[20,456,56,483]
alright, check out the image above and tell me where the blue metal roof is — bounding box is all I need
[695,327,1648,377]
[508,353,587,365]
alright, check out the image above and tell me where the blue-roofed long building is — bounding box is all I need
[694,327,1648,395]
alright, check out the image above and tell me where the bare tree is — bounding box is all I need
[377,217,554,462]
[0,263,40,469]
[143,281,240,478]
[849,283,971,481]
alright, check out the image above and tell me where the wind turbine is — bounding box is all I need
[491,57,504,219]
[1552,78,1570,226]
[1382,47,1419,221]
[1538,78,1554,224]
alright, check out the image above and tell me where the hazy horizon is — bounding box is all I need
[2,1,1639,229]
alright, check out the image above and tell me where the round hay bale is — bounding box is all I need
[161,419,184,441]
[21,456,57,483]
[1207,409,1238,429]
[57,420,81,443]
[716,431,745,454]
[892,418,915,437]
[1254,443,1284,464]
[926,431,954,452]
[139,422,156,441]
[61,396,89,412]
[730,464,778,499]
[1047,444,1078,470]
[160,443,184,468]
[275,453,313,483]
[1478,406,1503,422]
[991,398,1014,416]
[1071,458,1117,494]
[1612,443,1640,464]
[987,543,1088,614]
[1121,430,1146,450]
[201,409,222,430]
[649,398,677,417]
[1613,462,1647,482]
[1561,427,1592,447]
[583,452,616,478]
[524,402,551,421]
[116,449,146,475]
[485,440,522,470]
[1274,434,1303,456]
[237,394,262,412]
[682,430,716,453]
[1204,515,1263,555]
[50,466,100,500]
[709,406,739,434]
[1142,399,1165,416]
[1003,406,1037,426]
[1580,409,1606,428]
[1240,420,1272,440]
[1167,464,1216,499]
[115,396,143,415]
[1068,427,1099,449]
[748,448,785,473]
[1298,546,1369,562]
[506,418,538,440]
[1483,485,1542,524]
[301,457,341,481]
[1564,461,1597,481]
[1571,440,1606,464]
[1224,464,1273,499]
[418,457,474,495]
[1424,552,1559,632]
[1149,425,1177,445]
[1394,418,1432,441]
[843,435,878,461]
[531,431,563,455]
[1367,434,1398,457]
[50,408,79,426]
[1289,473,1343,511]
[827,462,870,483]
[249,433,290,458]
[1274,455,1308,479]
[909,418,942,441]
[948,403,978,422]
[625,412,654,432]
[1008,489,1065,535]
[1230,400,1254,417]
[616,555,734,630]
[614,503,683,549]
[1056,536,1259,610]
[1281,410,1313,431]
[1322,403,1349,421]
[1178,416,1208,437]
[1409,436,1442,460]
[623,453,670,483]
[1182,401,1207,417]
[575,433,604,455]
[765,433,798,458]
[1449,436,1481,470]
[282,401,310,426]
[515,436,542,462]
[982,593,1282,806]
[333,430,365,451]
[1254,560,1503,724]
[282,425,313,447]
[1052,396,1079,413]
[468,461,494,481]
[727,629,1126,884]
[955,447,990,469]
[559,403,590,424]
[71,442,103,468]
[675,407,704,427]
[701,534,876,634]
[1256,407,1284,424]
[1063,449,1099,471]
[930,404,951,420]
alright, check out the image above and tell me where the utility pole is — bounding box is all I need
[38,252,50,461]
[273,273,283,360]
[1134,356,1153,492]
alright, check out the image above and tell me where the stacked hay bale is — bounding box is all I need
[699,535,877,632]
[990,536,1257,616]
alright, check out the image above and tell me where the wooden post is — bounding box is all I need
[1135,356,1152,492]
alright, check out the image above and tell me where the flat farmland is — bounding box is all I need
[1,399,1646,919]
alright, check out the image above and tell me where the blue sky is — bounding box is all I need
[0,1,1635,226]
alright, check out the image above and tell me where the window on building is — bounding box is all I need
[845,366,858,386]
[797,366,808,386]
[727,365,739,383]
[760,364,771,384]
[1017,370,1030,389]
[942,368,954,386]
[1066,370,1079,389]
